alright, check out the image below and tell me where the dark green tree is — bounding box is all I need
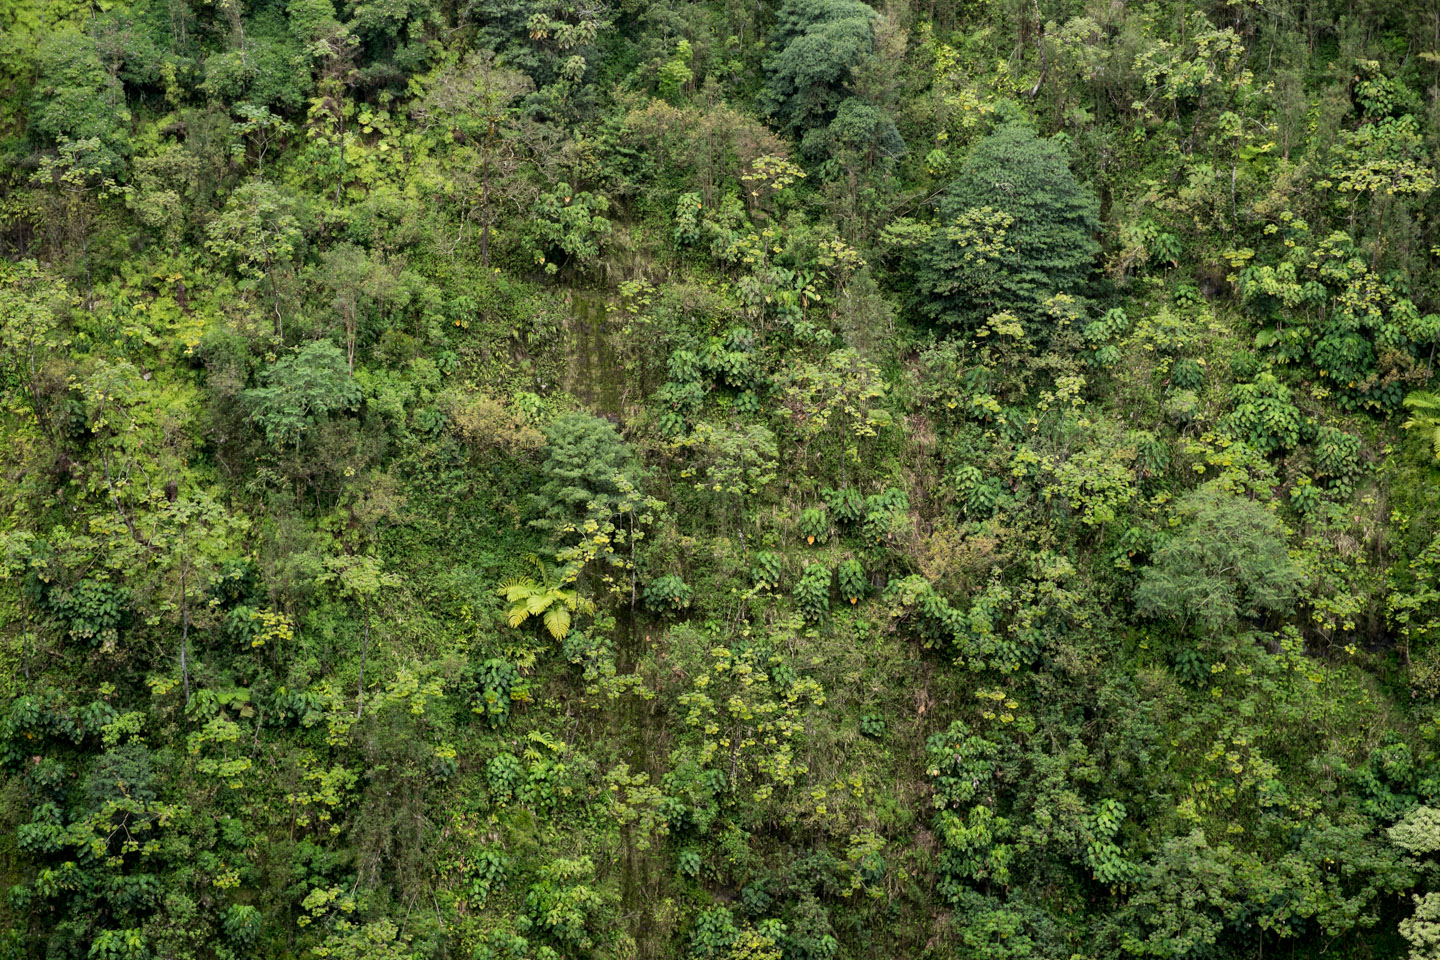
[531,412,639,541]
[28,28,130,175]
[915,122,1100,337]
[758,0,878,137]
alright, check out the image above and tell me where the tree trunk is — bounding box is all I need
[180,526,191,705]
[481,146,492,268]
[356,598,370,718]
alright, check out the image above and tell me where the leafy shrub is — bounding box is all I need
[645,574,693,615]
[859,712,885,738]
[487,753,525,805]
[223,905,262,947]
[44,577,131,649]
[88,929,150,960]
[677,847,704,878]
[837,557,867,604]
[473,658,524,729]
[524,857,605,950]
[531,412,638,540]
[954,465,1000,518]
[1171,648,1209,686]
[862,488,909,544]
[243,340,359,451]
[1170,357,1205,392]
[751,551,783,590]
[1314,425,1363,492]
[1135,435,1171,483]
[1289,476,1322,515]
[468,848,509,905]
[689,905,738,956]
[800,506,830,545]
[530,183,611,274]
[823,486,865,525]
[1225,372,1302,454]
[795,563,831,620]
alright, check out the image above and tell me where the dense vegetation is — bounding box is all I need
[7,0,1440,956]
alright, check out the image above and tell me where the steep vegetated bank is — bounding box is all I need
[5,0,1440,958]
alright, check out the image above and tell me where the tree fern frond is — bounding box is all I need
[1403,392,1440,461]
[496,576,537,600]
[543,606,571,640]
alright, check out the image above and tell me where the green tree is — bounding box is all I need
[317,243,397,374]
[28,29,130,175]
[758,0,878,137]
[320,552,399,718]
[0,260,72,438]
[418,51,532,266]
[1134,484,1302,636]
[1392,807,1440,960]
[531,412,639,542]
[153,493,245,704]
[243,341,360,453]
[205,179,305,336]
[530,183,611,275]
[915,122,1100,337]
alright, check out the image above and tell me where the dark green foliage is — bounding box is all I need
[822,486,864,525]
[1314,425,1364,493]
[794,562,831,619]
[42,578,131,649]
[530,184,612,274]
[954,465,1001,517]
[862,487,908,545]
[799,506,829,544]
[751,550,783,589]
[859,712,885,737]
[530,411,637,540]
[4,1,1440,957]
[643,573,692,614]
[1170,357,1205,392]
[29,29,130,174]
[221,905,261,947]
[1224,372,1301,455]
[915,123,1100,336]
[473,658,523,728]
[758,0,878,137]
[243,340,360,451]
[836,557,866,604]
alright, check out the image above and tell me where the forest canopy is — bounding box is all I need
[4,0,1440,958]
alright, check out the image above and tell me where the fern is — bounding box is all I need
[1403,391,1440,460]
[496,555,594,640]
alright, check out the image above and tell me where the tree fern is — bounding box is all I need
[496,555,594,640]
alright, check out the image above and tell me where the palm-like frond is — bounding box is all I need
[1403,392,1440,460]
[496,576,537,599]
[542,606,571,640]
[495,561,588,639]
